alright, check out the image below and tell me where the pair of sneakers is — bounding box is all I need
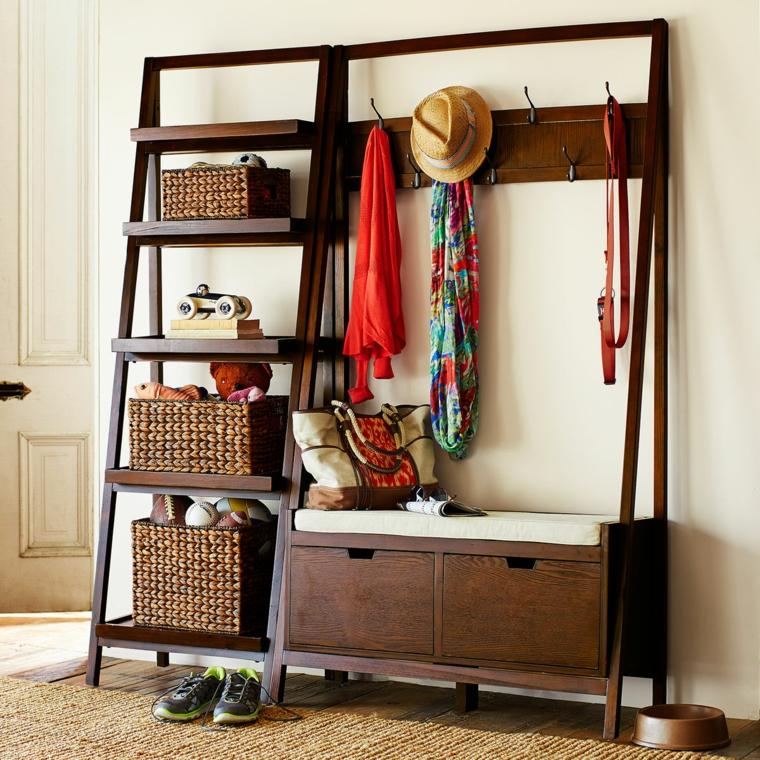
[153,666,262,725]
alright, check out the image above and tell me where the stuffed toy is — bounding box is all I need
[227,386,266,404]
[209,362,272,400]
[134,382,206,401]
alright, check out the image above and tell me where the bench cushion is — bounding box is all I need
[294,509,618,546]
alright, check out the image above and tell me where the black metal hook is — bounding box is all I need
[370,98,384,130]
[562,145,577,183]
[406,153,422,189]
[604,81,614,117]
[482,147,497,185]
[524,86,538,125]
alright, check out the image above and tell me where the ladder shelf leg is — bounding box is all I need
[263,44,345,702]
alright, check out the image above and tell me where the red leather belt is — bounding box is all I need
[597,96,630,385]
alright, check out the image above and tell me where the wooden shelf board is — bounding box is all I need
[113,335,297,363]
[131,119,314,153]
[112,483,281,500]
[123,218,307,247]
[113,335,340,363]
[105,468,282,494]
[96,618,267,655]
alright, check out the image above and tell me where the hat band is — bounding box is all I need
[416,102,477,171]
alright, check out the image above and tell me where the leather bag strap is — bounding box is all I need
[598,96,630,385]
[333,402,406,475]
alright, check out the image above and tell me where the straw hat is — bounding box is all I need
[410,86,492,183]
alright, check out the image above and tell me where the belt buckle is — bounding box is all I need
[597,288,615,321]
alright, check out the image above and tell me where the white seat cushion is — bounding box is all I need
[294,509,618,546]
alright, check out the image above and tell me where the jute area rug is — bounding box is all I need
[0,676,723,760]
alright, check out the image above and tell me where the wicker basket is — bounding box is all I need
[161,165,290,221]
[128,396,288,476]
[131,519,275,635]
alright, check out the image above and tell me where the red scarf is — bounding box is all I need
[343,126,405,403]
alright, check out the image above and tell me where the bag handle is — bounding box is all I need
[332,401,407,475]
[332,401,406,456]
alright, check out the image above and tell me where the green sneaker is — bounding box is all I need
[213,668,262,725]
[152,666,225,722]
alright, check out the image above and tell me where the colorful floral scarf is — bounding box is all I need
[429,179,480,459]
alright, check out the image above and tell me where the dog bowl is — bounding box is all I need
[632,704,730,751]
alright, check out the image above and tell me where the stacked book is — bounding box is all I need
[165,319,263,340]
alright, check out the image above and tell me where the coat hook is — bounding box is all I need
[406,153,422,189]
[524,86,538,125]
[370,97,384,130]
[604,81,614,117]
[562,145,577,183]
[482,147,497,185]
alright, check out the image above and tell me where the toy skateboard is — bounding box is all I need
[176,284,252,320]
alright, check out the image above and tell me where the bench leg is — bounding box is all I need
[156,652,169,668]
[652,674,666,704]
[324,669,348,684]
[455,682,478,713]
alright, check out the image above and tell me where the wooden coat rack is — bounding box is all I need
[87,19,668,742]
[346,103,648,189]
[266,19,669,741]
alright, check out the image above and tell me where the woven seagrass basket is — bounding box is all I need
[161,165,290,221]
[131,519,275,635]
[128,396,288,476]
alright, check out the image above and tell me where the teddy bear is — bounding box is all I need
[209,362,273,401]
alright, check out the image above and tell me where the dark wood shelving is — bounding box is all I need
[96,617,267,658]
[113,335,299,363]
[122,218,308,247]
[87,25,670,743]
[89,44,340,691]
[105,467,282,496]
[131,119,314,153]
[112,335,340,363]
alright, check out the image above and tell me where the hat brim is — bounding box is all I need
[411,85,493,184]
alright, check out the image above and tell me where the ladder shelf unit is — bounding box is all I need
[87,44,345,683]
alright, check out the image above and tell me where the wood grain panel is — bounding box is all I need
[442,555,600,670]
[346,104,646,190]
[289,547,434,655]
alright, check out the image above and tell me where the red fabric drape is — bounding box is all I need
[343,126,405,403]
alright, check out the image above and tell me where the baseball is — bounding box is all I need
[185,501,220,527]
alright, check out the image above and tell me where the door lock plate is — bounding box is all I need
[0,381,31,401]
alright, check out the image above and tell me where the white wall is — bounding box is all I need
[98,0,760,717]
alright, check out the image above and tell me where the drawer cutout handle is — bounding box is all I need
[347,548,375,560]
[505,556,537,570]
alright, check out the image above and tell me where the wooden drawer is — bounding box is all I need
[289,546,434,655]
[442,554,601,670]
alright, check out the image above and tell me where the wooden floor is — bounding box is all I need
[3,614,760,757]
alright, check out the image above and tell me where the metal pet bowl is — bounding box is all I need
[632,704,730,751]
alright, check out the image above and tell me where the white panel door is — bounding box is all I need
[0,0,96,611]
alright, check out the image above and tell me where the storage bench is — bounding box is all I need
[285,511,664,683]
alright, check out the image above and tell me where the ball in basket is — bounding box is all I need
[216,497,272,523]
[185,501,220,527]
[217,510,251,528]
[150,494,192,526]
